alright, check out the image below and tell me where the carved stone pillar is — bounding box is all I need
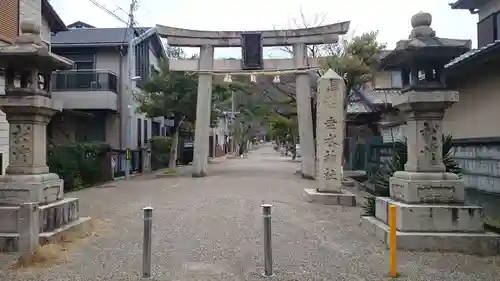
[5,107,55,175]
[316,70,345,193]
[389,91,463,204]
[302,69,356,206]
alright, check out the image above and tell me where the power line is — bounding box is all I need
[86,0,128,25]
[85,0,156,55]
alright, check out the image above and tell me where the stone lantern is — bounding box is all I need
[0,22,90,253]
[363,12,500,255]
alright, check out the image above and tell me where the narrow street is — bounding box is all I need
[1,145,499,281]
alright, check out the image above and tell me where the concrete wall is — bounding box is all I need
[52,90,118,111]
[442,69,500,195]
[443,70,500,138]
[95,50,121,74]
[41,16,50,45]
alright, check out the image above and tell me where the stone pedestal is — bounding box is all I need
[0,22,91,253]
[303,69,355,206]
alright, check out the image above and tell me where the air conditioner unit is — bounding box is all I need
[90,81,98,90]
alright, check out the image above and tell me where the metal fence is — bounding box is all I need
[111,149,142,178]
[348,136,500,223]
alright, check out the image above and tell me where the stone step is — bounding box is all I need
[39,216,91,245]
[375,197,484,233]
[39,198,80,233]
[0,205,21,233]
[0,233,18,252]
[0,216,91,252]
[0,198,81,234]
[362,216,500,256]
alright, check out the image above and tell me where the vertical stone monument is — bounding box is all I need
[0,22,90,253]
[363,12,500,255]
[302,69,356,206]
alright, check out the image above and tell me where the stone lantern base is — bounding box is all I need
[0,97,91,252]
[0,198,91,252]
[363,161,500,256]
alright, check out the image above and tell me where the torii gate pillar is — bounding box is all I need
[192,45,214,177]
[294,43,316,179]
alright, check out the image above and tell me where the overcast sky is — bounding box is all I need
[50,0,478,58]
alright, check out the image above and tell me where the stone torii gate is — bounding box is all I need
[156,23,350,177]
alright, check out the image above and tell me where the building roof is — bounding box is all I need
[51,24,168,59]
[41,0,67,32]
[52,27,138,47]
[445,40,500,69]
[364,88,401,104]
[67,21,96,29]
[449,0,490,10]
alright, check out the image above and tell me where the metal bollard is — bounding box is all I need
[142,206,153,278]
[262,204,274,277]
[389,204,397,277]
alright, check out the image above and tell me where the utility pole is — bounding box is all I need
[124,0,138,180]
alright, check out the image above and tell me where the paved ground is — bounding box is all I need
[1,144,500,281]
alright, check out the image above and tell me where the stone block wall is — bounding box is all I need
[451,138,500,194]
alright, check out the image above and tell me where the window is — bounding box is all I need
[135,41,150,88]
[75,62,94,70]
[152,121,160,136]
[63,54,95,89]
[391,71,403,88]
[137,118,142,148]
[144,119,148,145]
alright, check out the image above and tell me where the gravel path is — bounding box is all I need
[1,144,499,281]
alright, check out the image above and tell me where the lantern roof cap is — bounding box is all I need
[380,12,471,70]
[0,21,73,71]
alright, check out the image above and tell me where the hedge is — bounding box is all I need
[47,142,111,191]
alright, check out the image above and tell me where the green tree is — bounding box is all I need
[229,91,270,154]
[266,113,299,158]
[325,31,386,109]
[258,31,385,162]
[135,48,231,168]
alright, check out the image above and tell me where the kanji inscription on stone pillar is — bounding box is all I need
[316,69,345,193]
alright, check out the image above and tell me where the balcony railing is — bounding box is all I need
[52,70,118,93]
